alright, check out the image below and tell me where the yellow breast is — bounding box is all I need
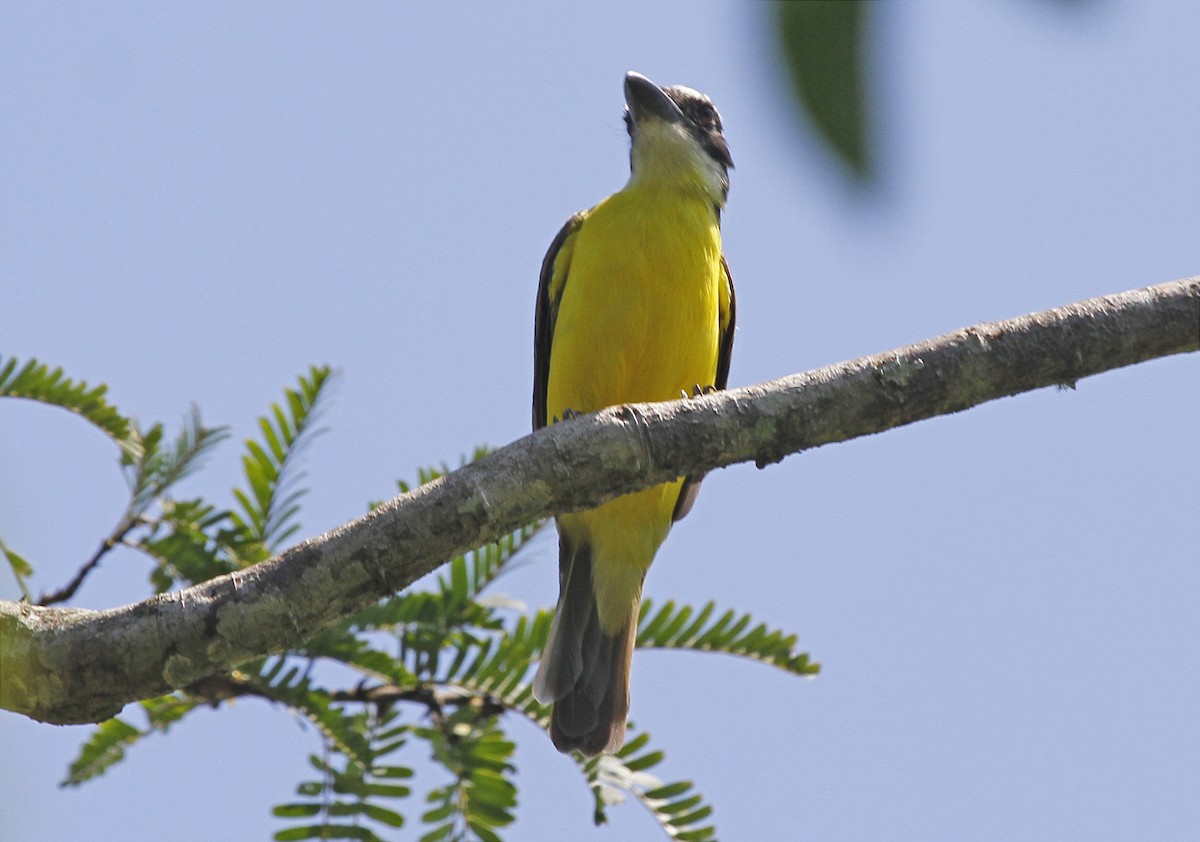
[545,186,723,421]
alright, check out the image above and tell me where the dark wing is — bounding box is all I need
[672,254,736,521]
[714,254,736,390]
[533,212,587,431]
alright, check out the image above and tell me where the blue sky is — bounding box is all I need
[2,2,1198,840]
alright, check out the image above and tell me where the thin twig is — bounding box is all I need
[186,672,505,719]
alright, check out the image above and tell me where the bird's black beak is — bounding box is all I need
[624,71,687,127]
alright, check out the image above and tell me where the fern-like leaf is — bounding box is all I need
[418,715,516,842]
[122,407,229,522]
[61,718,142,787]
[61,694,199,786]
[273,707,413,841]
[230,365,334,554]
[638,598,820,678]
[0,355,131,444]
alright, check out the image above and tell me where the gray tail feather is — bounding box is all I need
[533,531,637,756]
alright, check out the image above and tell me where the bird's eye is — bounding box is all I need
[695,104,718,129]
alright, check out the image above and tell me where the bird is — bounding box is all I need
[531,71,736,755]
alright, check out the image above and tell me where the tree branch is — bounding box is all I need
[3,277,1196,725]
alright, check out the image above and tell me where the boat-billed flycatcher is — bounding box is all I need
[532,71,735,755]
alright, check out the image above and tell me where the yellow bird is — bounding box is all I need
[532,71,736,755]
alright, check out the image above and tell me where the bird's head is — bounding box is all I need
[623,71,732,208]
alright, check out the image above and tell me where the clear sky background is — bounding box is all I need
[2,2,1198,840]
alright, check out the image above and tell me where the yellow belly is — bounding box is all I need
[546,186,723,631]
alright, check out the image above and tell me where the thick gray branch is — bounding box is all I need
[2,277,1196,724]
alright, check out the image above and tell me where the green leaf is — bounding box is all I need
[642,780,692,801]
[362,803,405,828]
[1,538,34,600]
[363,783,411,799]
[450,556,469,602]
[617,731,651,757]
[372,765,415,779]
[417,825,454,842]
[421,803,456,824]
[656,794,703,815]
[622,750,664,773]
[673,805,715,827]
[776,0,872,179]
